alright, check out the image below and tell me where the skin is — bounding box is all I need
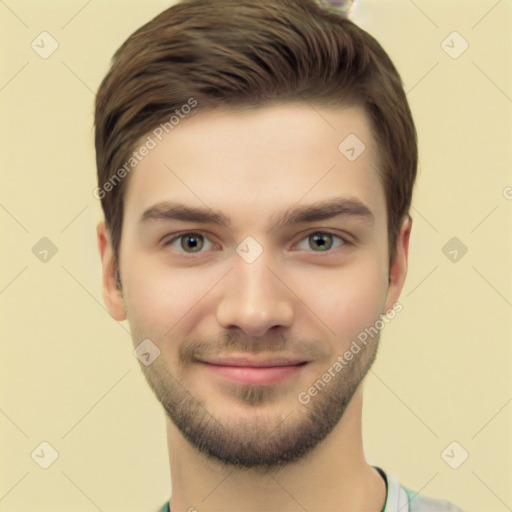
[98,104,411,512]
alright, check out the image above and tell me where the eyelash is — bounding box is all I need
[162,230,349,255]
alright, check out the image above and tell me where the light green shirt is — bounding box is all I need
[156,467,464,511]
[381,469,463,511]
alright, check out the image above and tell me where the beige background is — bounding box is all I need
[0,1,511,511]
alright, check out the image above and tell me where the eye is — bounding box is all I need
[163,232,216,253]
[294,232,346,252]
[162,230,347,255]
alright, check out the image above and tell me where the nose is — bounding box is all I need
[215,253,295,337]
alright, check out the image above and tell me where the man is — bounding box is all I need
[94,0,463,510]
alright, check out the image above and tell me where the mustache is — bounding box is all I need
[179,332,330,364]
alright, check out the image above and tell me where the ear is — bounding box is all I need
[97,221,126,321]
[384,215,412,313]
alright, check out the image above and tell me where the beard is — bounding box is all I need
[136,329,379,473]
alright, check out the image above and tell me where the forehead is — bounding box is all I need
[122,103,386,229]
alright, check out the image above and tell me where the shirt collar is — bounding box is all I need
[381,470,409,512]
[164,468,410,512]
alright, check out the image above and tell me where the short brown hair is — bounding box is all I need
[95,0,417,272]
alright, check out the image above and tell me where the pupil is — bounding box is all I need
[183,234,202,252]
[312,233,331,251]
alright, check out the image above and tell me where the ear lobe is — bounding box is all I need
[384,215,412,313]
[97,222,126,321]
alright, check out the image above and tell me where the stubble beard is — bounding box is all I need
[137,333,380,473]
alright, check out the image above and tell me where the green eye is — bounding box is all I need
[310,233,332,251]
[165,232,213,253]
[164,231,347,255]
[295,232,346,252]
[180,233,203,252]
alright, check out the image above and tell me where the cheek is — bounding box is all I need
[121,252,217,339]
[296,256,387,342]
[120,237,389,349]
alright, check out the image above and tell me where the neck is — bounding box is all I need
[166,388,386,512]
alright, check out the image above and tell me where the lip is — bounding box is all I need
[198,356,309,385]
[201,356,308,368]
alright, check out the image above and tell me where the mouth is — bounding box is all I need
[198,356,309,385]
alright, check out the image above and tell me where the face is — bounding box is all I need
[98,104,410,471]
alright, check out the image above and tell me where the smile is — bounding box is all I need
[200,362,308,384]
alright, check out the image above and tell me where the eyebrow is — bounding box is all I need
[139,196,375,231]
